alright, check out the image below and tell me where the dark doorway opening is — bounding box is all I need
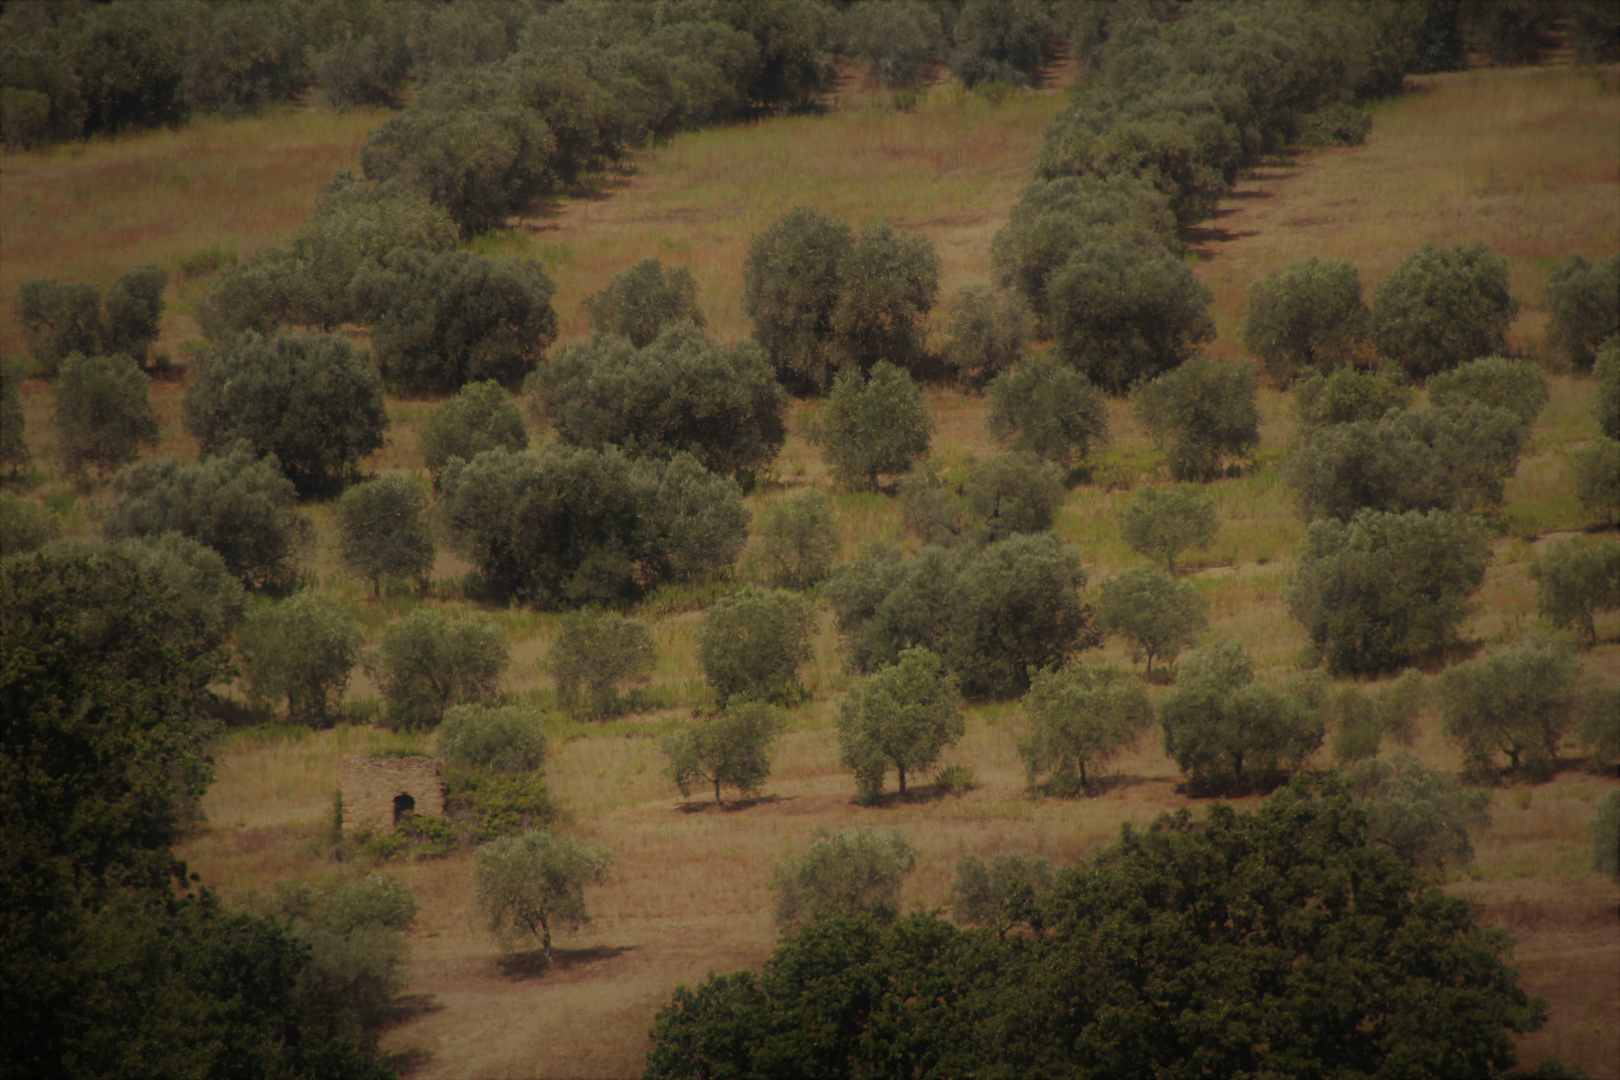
[393,792,416,825]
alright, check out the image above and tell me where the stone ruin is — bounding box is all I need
[340,754,445,832]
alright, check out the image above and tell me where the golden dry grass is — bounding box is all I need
[5,64,1617,1080]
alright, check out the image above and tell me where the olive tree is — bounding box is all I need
[1337,755,1491,873]
[584,257,705,348]
[831,222,940,375]
[963,453,1066,540]
[840,0,945,86]
[102,264,169,364]
[810,361,933,493]
[1370,241,1518,381]
[438,704,548,774]
[417,380,528,481]
[1117,484,1219,574]
[742,207,854,392]
[182,330,388,493]
[352,249,558,391]
[663,700,786,805]
[756,490,840,590]
[1285,509,1491,675]
[768,828,918,926]
[1158,641,1326,795]
[1,357,29,477]
[474,831,613,965]
[372,608,509,729]
[1292,366,1413,437]
[836,647,965,799]
[53,352,159,479]
[0,492,57,557]
[985,354,1109,468]
[1018,663,1152,795]
[12,280,103,376]
[1095,567,1209,677]
[1325,668,1428,763]
[1243,256,1368,381]
[1048,241,1215,395]
[1594,792,1620,881]
[333,475,434,597]
[1426,354,1548,429]
[547,609,656,719]
[1542,253,1619,370]
[1132,357,1260,481]
[103,444,305,590]
[943,286,1033,385]
[696,586,816,708]
[1594,336,1619,439]
[1568,435,1619,527]
[949,851,1053,940]
[239,592,363,725]
[1440,633,1582,781]
[1532,537,1620,646]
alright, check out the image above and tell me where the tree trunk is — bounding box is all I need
[714,776,723,805]
[897,764,907,795]
[870,469,880,494]
[541,919,552,968]
[1079,759,1089,792]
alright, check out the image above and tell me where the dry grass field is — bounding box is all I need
[3,64,1618,1079]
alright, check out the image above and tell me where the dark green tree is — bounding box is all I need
[183,330,388,493]
[1326,668,1428,763]
[1132,356,1260,481]
[942,285,1033,386]
[352,249,558,391]
[1542,253,1619,371]
[1292,365,1413,437]
[696,585,816,708]
[1158,640,1325,794]
[1370,240,1518,381]
[1594,335,1619,439]
[949,851,1053,940]
[547,609,656,719]
[52,351,159,479]
[1117,483,1219,573]
[769,829,919,925]
[742,206,854,392]
[756,489,840,590]
[1243,255,1368,381]
[1019,662,1152,795]
[1,356,29,476]
[663,700,786,805]
[1096,566,1209,677]
[1284,509,1491,675]
[810,361,933,493]
[840,1,945,87]
[372,608,509,729]
[1441,632,1582,781]
[102,263,168,364]
[12,279,104,376]
[334,475,435,597]
[417,379,529,482]
[1568,435,1619,527]
[584,257,706,348]
[1532,536,1620,646]
[438,705,548,774]
[985,353,1109,468]
[1426,353,1548,429]
[1337,754,1491,872]
[0,491,57,556]
[836,647,965,798]
[239,592,363,725]
[963,452,1065,540]
[831,221,940,375]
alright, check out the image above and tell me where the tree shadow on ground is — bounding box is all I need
[678,794,792,814]
[854,783,970,809]
[497,944,636,981]
[385,994,445,1034]
[385,1047,434,1078]
[1028,772,1152,800]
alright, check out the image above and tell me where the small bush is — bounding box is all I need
[437,704,547,773]
[769,828,918,926]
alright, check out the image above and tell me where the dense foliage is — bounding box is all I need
[547,609,656,719]
[1132,357,1260,480]
[1439,633,1584,781]
[836,647,965,799]
[1243,255,1368,381]
[1095,566,1209,677]
[809,361,933,493]
[1117,483,1219,573]
[417,379,529,481]
[13,265,167,373]
[1542,252,1620,370]
[663,700,785,806]
[239,592,363,725]
[1370,241,1518,381]
[768,828,918,927]
[334,475,435,596]
[1019,663,1151,795]
[696,586,816,709]
[584,257,705,348]
[52,352,159,479]
[985,352,1109,468]
[372,608,509,730]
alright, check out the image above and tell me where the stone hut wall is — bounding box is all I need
[341,754,445,832]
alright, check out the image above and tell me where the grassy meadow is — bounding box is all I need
[3,64,1618,1079]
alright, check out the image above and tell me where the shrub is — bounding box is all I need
[1426,354,1548,429]
[474,831,613,964]
[1292,366,1413,437]
[1325,668,1428,763]
[1296,101,1373,147]
[756,490,840,590]
[942,286,1033,385]
[547,610,656,719]
[103,444,305,590]
[333,475,434,597]
[1532,537,1620,646]
[182,330,388,493]
[836,647,965,799]
[101,264,168,364]
[1595,336,1620,439]
[417,380,528,481]
[437,704,547,773]
[583,257,705,348]
[985,354,1108,468]
[742,207,854,392]
[1019,663,1151,795]
[1095,567,1209,677]
[1542,253,1619,370]
[1440,633,1582,781]
[239,592,363,725]
[1285,509,1490,675]
[830,222,940,374]
[949,852,1053,939]
[1568,435,1619,527]
[1048,241,1215,395]
[53,352,159,479]
[810,361,933,493]
[12,281,101,374]
[963,453,1065,540]
[352,249,558,391]
[1337,755,1490,872]
[1578,684,1620,767]
[1158,641,1325,795]
[663,700,786,805]
[1594,792,1620,881]
[1,357,29,476]
[1117,484,1218,574]
[696,586,816,708]
[373,608,509,729]
[529,322,787,485]
[435,446,749,606]
[0,492,57,556]
[1132,357,1260,481]
[898,469,968,547]
[1243,256,1369,381]
[769,828,918,926]
[1370,241,1518,381]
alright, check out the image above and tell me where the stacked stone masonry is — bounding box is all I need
[341,754,444,832]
